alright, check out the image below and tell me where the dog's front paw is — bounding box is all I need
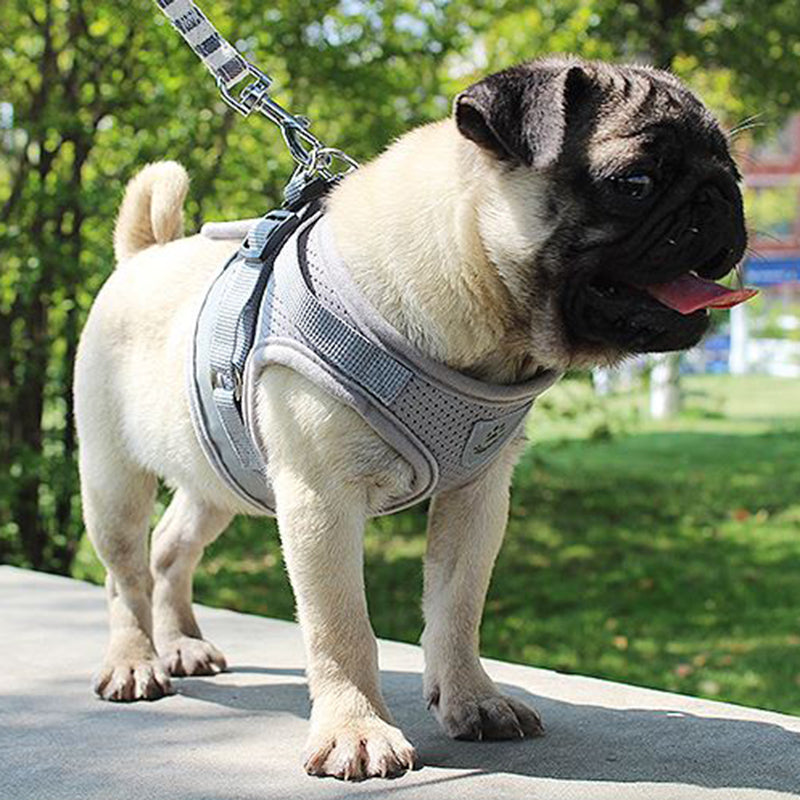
[93,658,174,702]
[426,679,544,741]
[158,636,227,677]
[303,717,417,780]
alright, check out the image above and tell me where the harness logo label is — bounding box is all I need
[473,421,508,454]
[462,409,529,468]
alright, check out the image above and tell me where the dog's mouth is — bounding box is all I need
[598,270,756,315]
[567,258,757,354]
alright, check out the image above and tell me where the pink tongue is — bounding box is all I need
[642,274,758,315]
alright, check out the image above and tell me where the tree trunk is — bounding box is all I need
[51,140,89,574]
[13,287,48,569]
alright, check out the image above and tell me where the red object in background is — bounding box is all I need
[744,114,800,256]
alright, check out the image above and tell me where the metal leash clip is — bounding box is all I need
[217,61,358,186]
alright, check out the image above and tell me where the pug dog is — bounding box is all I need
[74,55,746,781]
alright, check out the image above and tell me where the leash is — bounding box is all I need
[154,0,358,203]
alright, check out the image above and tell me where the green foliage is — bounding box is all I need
[0,0,470,570]
[464,0,800,127]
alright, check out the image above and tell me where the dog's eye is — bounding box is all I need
[609,173,655,200]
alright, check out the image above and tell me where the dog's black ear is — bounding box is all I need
[454,61,589,168]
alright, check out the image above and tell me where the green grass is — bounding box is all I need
[73,374,800,715]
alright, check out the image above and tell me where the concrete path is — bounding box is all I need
[1,565,798,799]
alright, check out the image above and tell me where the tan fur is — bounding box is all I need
[113,161,189,262]
[75,122,560,780]
[328,120,565,382]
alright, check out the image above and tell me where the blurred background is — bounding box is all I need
[2,0,800,714]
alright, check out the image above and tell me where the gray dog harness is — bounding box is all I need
[189,203,562,515]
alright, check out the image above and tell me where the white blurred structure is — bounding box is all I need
[649,352,682,419]
[729,303,748,375]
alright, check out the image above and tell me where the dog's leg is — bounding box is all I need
[274,472,417,780]
[81,456,172,701]
[150,490,232,677]
[422,438,544,740]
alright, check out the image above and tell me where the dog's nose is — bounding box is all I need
[689,182,747,278]
[692,181,745,233]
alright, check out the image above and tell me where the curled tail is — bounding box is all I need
[113,161,189,263]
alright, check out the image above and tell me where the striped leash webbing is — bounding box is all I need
[155,0,248,88]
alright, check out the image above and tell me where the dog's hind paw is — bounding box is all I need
[303,718,417,780]
[427,683,544,741]
[158,636,227,677]
[93,658,174,702]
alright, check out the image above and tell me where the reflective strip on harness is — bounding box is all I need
[207,261,263,471]
[280,273,413,407]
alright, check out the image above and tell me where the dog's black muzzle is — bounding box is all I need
[564,175,748,355]
[604,174,747,286]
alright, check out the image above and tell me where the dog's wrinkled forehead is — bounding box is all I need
[576,66,735,176]
[455,56,734,174]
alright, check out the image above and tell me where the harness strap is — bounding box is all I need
[188,210,307,512]
[279,260,413,407]
[207,259,263,470]
[208,211,306,471]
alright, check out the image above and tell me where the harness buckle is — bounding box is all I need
[210,366,243,404]
[232,365,243,403]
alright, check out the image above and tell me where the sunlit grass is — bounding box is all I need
[73,374,800,714]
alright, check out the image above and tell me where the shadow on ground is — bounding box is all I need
[176,665,800,794]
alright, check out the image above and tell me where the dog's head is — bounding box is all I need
[456,56,747,368]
